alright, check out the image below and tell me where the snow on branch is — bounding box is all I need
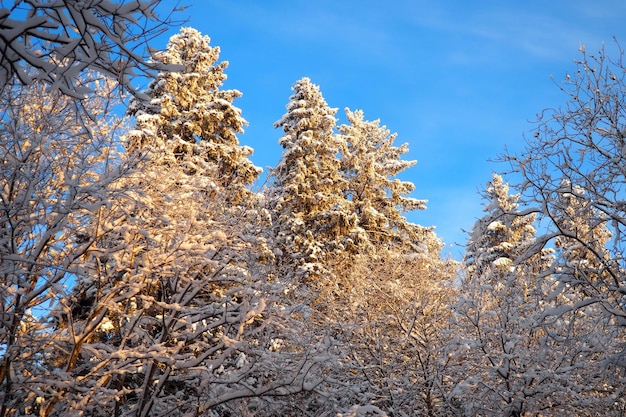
[0,0,184,98]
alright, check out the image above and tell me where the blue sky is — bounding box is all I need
[160,1,626,257]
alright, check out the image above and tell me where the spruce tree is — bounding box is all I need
[269,106,457,415]
[128,26,261,196]
[338,108,429,250]
[452,173,613,416]
[47,28,312,416]
[268,78,359,285]
[463,173,538,278]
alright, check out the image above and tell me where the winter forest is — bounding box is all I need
[1,2,625,416]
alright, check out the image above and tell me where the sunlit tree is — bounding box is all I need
[267,77,361,288]
[338,108,428,250]
[127,26,261,196]
[267,104,457,416]
[334,244,457,416]
[0,75,129,416]
[42,29,322,417]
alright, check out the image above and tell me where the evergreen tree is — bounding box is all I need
[452,173,615,416]
[267,78,359,285]
[45,29,315,417]
[257,79,368,416]
[462,173,538,278]
[128,26,261,197]
[268,105,457,415]
[338,108,429,250]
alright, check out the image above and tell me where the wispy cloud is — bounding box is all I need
[398,2,613,64]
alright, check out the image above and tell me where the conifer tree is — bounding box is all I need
[337,108,429,250]
[454,174,550,416]
[45,29,315,417]
[268,78,359,285]
[128,26,261,197]
[257,79,368,416]
[271,106,457,416]
[462,173,538,278]
[452,173,615,416]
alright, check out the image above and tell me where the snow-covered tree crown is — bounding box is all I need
[267,77,358,283]
[270,77,342,195]
[127,27,261,189]
[338,108,430,248]
[463,173,541,276]
[274,77,338,149]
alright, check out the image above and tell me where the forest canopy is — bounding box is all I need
[0,3,625,416]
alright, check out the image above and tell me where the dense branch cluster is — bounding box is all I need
[0,12,625,417]
[0,0,181,98]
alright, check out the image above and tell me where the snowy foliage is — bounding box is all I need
[338,108,430,250]
[452,173,623,416]
[0,76,130,416]
[337,404,388,417]
[501,45,626,326]
[0,0,181,98]
[4,20,626,416]
[498,46,626,412]
[332,247,457,416]
[261,79,457,416]
[463,173,539,278]
[46,29,325,417]
[267,77,360,285]
[46,133,316,415]
[0,28,328,417]
[127,27,262,196]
